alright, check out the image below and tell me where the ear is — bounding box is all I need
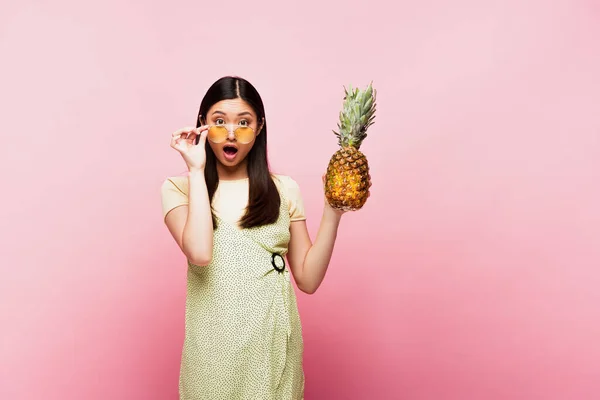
[198,114,204,126]
[257,117,265,135]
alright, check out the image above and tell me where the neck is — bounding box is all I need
[216,160,249,181]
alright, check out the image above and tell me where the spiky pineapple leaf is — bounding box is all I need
[334,82,377,149]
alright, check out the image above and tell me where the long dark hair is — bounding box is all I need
[195,76,280,229]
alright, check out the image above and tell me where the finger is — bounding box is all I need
[186,125,207,139]
[191,127,203,138]
[172,127,195,138]
[170,140,184,153]
[172,129,195,145]
[171,134,189,147]
[183,130,197,141]
[171,134,190,150]
[170,136,183,147]
[194,126,209,141]
[184,127,205,142]
[197,128,208,145]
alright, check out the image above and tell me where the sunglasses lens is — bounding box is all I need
[207,125,255,144]
[235,127,255,143]
[207,126,227,143]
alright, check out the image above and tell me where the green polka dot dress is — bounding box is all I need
[170,177,305,399]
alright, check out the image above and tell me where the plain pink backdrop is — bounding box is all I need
[1,0,599,399]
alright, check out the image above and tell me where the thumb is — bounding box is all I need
[197,128,208,146]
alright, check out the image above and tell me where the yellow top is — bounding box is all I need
[161,174,306,224]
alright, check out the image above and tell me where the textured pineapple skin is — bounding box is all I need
[325,146,371,211]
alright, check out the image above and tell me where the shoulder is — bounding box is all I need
[160,174,190,218]
[271,173,302,193]
[160,175,189,196]
[272,173,301,188]
[272,173,306,221]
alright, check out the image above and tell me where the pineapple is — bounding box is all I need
[325,82,376,211]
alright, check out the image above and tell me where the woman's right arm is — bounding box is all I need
[164,126,214,266]
[164,170,214,266]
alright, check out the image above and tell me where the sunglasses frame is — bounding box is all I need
[206,124,257,144]
[196,115,265,145]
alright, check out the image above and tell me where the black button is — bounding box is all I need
[271,253,286,273]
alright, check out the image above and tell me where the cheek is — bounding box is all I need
[208,142,220,155]
[238,142,255,156]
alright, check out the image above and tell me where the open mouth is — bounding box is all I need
[223,145,238,159]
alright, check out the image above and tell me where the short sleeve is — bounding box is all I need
[275,175,306,222]
[161,176,189,219]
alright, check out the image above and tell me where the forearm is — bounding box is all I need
[182,169,214,265]
[300,208,342,293]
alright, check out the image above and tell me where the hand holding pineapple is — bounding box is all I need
[321,173,370,218]
[324,82,376,212]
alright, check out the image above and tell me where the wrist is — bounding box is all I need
[187,168,205,176]
[323,206,343,224]
[186,169,206,182]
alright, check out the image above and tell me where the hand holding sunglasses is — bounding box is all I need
[171,125,209,171]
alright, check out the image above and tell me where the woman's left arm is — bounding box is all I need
[287,177,346,294]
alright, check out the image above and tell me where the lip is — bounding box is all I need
[223,144,239,162]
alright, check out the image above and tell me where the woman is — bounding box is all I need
[161,76,345,399]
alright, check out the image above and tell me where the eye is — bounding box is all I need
[239,119,249,126]
[215,118,225,125]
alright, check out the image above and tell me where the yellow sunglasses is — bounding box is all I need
[206,124,257,144]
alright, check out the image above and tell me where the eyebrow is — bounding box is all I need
[211,111,254,117]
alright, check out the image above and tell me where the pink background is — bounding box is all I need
[1,0,599,399]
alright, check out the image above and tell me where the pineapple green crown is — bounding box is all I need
[333,82,377,149]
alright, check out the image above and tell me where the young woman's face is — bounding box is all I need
[203,98,262,168]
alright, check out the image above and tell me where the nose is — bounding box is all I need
[226,124,236,140]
